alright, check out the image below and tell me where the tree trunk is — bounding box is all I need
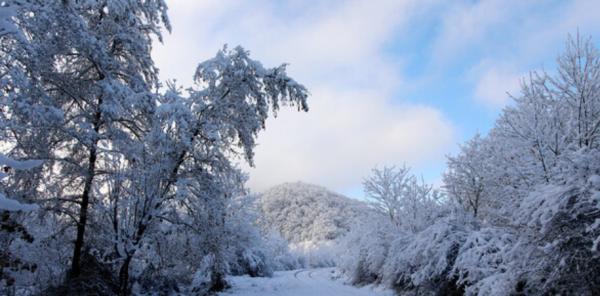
[209,271,228,292]
[69,143,98,278]
[118,256,132,296]
[70,100,102,278]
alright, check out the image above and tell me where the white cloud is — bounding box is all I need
[154,0,419,87]
[430,0,600,109]
[431,0,535,64]
[152,0,457,193]
[245,87,456,192]
[472,62,522,107]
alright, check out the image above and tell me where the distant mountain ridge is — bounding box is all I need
[257,182,368,244]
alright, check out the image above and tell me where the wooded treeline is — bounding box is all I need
[338,35,600,295]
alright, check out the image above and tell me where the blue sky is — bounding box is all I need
[153,0,600,198]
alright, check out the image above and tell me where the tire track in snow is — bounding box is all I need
[293,269,305,280]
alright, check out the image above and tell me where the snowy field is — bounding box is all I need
[219,268,394,296]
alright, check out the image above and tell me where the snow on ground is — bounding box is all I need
[219,267,394,296]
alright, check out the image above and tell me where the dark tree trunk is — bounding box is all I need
[209,271,228,292]
[118,256,132,296]
[70,99,102,278]
[69,143,98,278]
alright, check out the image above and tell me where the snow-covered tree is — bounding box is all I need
[363,165,412,228]
[0,1,171,285]
[339,165,452,291]
[0,1,308,294]
[443,135,494,219]
[341,34,600,296]
[364,165,441,232]
[443,34,600,294]
[104,46,307,294]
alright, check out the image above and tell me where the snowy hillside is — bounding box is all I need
[258,182,368,245]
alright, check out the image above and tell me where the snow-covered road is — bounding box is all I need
[218,268,394,296]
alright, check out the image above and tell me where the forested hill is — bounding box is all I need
[258,182,368,244]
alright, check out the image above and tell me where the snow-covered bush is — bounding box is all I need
[453,158,600,295]
[224,195,275,277]
[339,165,460,294]
[452,227,518,295]
[337,210,396,285]
[262,231,301,271]
[508,149,600,294]
[381,216,474,295]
